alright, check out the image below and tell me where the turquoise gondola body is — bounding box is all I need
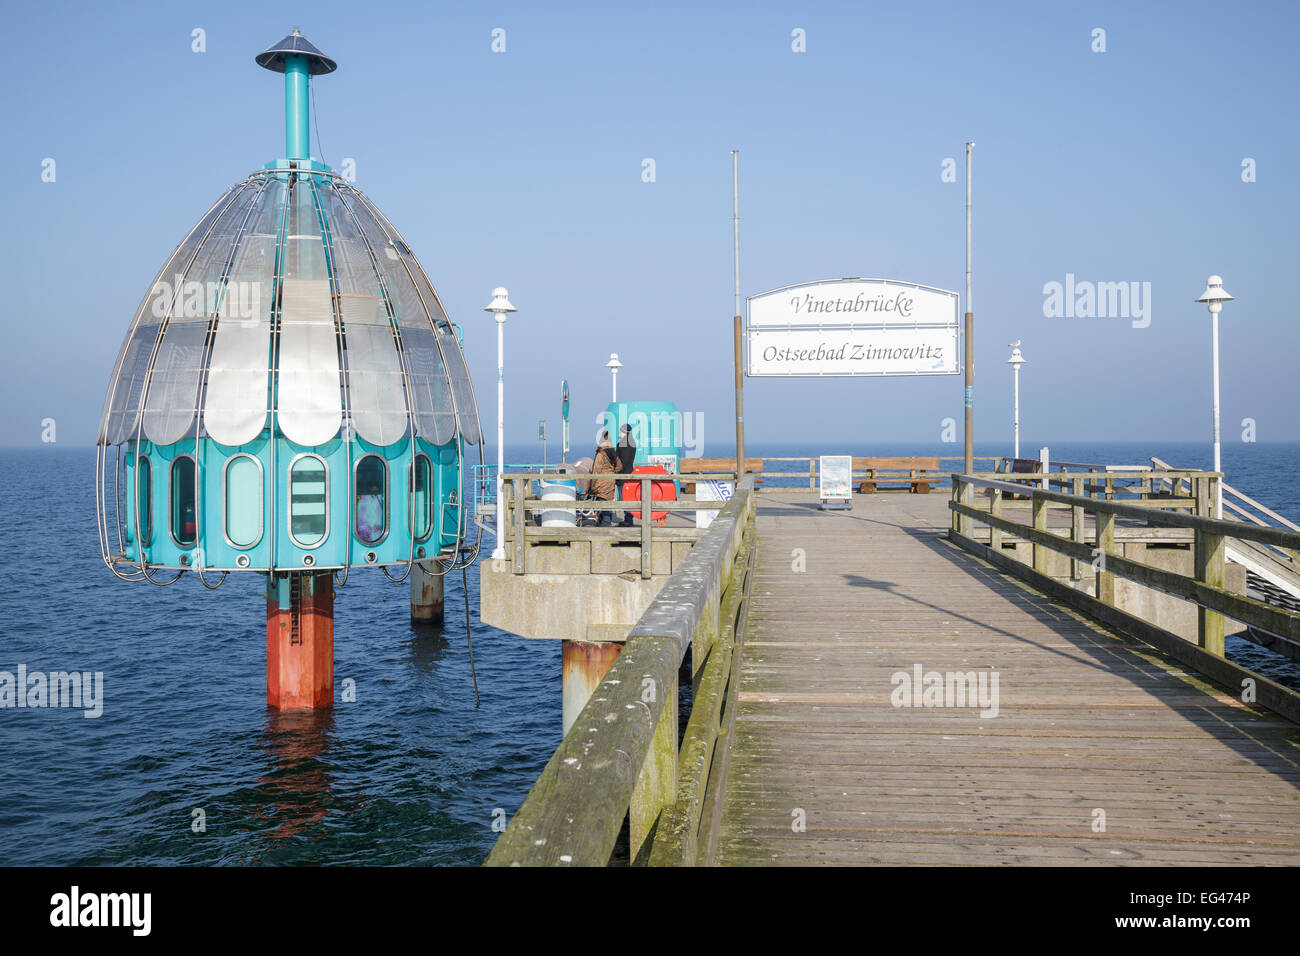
[96,34,482,582]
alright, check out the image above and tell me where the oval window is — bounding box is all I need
[171,455,197,547]
[289,456,328,547]
[412,454,432,541]
[135,455,153,545]
[355,455,387,544]
[224,455,263,548]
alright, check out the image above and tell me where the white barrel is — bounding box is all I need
[540,479,578,527]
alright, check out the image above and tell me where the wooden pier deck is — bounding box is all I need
[716,490,1300,866]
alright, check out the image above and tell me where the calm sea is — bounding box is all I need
[1,440,1297,865]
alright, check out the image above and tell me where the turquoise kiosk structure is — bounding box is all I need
[602,400,684,474]
[94,31,483,709]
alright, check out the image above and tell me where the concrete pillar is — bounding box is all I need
[410,560,445,624]
[266,571,334,710]
[561,639,623,734]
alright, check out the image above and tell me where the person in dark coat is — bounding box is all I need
[590,432,619,526]
[616,424,637,526]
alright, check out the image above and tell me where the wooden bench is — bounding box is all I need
[679,458,763,494]
[851,457,941,494]
[1004,457,1041,475]
[999,457,1041,498]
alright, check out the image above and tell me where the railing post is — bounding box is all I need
[1193,475,1210,518]
[629,674,677,863]
[1195,527,1227,657]
[989,486,1002,550]
[955,479,972,537]
[1032,491,1049,574]
[1070,476,1085,579]
[640,476,652,580]
[1192,476,1226,655]
[512,476,526,575]
[1095,508,1115,605]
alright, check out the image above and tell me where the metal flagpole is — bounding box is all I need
[733,149,745,482]
[963,142,975,475]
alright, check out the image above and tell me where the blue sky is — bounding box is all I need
[2,0,1297,451]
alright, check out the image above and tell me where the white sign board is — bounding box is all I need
[647,453,678,474]
[749,279,958,327]
[746,278,960,378]
[819,456,852,502]
[748,327,958,376]
[695,479,733,529]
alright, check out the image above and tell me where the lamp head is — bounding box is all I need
[605,352,623,371]
[1195,275,1233,315]
[484,287,517,318]
[1007,346,1025,366]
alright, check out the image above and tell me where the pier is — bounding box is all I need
[484,459,1300,866]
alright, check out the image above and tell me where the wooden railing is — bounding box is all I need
[1150,456,1300,571]
[497,470,737,578]
[948,471,1300,722]
[485,477,758,866]
[759,455,1002,490]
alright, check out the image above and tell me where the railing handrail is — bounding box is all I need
[1049,460,1150,471]
[951,473,1299,551]
[950,473,1300,641]
[1151,455,1300,535]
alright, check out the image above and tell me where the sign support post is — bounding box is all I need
[964,141,975,475]
[732,149,745,483]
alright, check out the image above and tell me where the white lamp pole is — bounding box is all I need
[1007,343,1026,460]
[606,352,623,402]
[1195,275,1233,519]
[484,287,517,560]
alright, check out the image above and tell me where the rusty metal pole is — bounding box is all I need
[266,571,334,710]
[732,149,745,482]
[409,560,445,624]
[561,639,623,734]
[963,141,974,475]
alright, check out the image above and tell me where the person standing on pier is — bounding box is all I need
[590,432,619,526]
[616,423,637,526]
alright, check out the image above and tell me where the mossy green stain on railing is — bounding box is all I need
[485,479,757,867]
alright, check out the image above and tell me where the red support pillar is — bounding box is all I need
[266,571,334,710]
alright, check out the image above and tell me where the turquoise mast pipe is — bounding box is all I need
[256,29,337,164]
[284,53,310,160]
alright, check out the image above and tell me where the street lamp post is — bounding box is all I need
[1007,343,1025,460]
[605,352,623,402]
[484,287,517,560]
[1195,275,1233,519]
